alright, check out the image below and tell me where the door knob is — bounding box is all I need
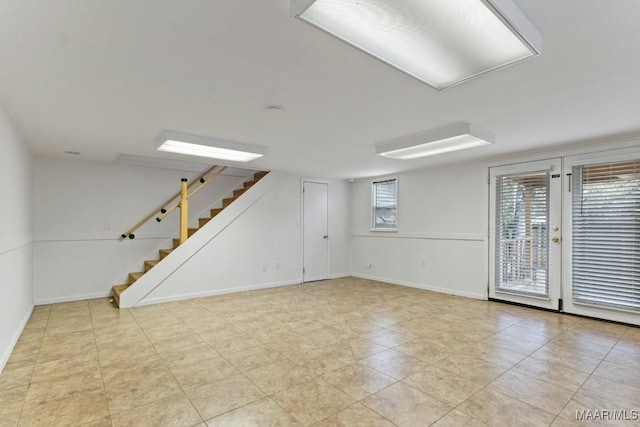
[551,236,559,243]
[323,235,328,239]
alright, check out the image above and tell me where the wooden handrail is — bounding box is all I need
[156,166,228,223]
[120,165,217,239]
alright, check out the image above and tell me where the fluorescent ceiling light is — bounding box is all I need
[291,0,541,89]
[376,122,494,159]
[155,131,266,162]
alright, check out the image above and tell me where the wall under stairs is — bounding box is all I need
[120,172,304,307]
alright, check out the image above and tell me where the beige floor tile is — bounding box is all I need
[18,389,108,427]
[458,340,527,368]
[323,338,388,361]
[0,366,33,391]
[578,375,640,409]
[272,378,355,426]
[244,360,315,395]
[169,354,238,390]
[361,349,427,380]
[185,374,264,420]
[31,351,100,384]
[392,339,452,364]
[104,365,182,414]
[604,347,640,371]
[511,356,589,392]
[321,363,396,401]
[223,345,284,372]
[488,370,575,415]
[23,371,104,409]
[593,360,640,389]
[0,386,28,417]
[403,365,484,406]
[363,327,417,347]
[0,412,21,427]
[431,410,489,427]
[362,382,451,427]
[3,349,38,371]
[204,398,300,427]
[531,342,603,374]
[314,403,395,427]
[110,393,201,427]
[289,346,355,377]
[36,330,96,364]
[158,341,219,370]
[483,331,546,355]
[458,388,556,427]
[548,333,615,359]
[433,353,509,385]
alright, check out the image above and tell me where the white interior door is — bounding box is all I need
[303,181,329,282]
[563,149,640,325]
[489,159,563,310]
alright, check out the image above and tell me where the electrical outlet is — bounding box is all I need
[104,220,112,230]
[365,261,372,269]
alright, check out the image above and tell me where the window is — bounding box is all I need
[372,177,397,230]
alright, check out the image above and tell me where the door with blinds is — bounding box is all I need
[563,150,640,325]
[489,159,563,310]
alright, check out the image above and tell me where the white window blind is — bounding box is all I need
[495,172,549,296]
[372,178,397,230]
[572,160,640,311]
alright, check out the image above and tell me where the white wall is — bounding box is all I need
[350,162,488,299]
[138,175,351,305]
[0,101,34,372]
[32,157,250,303]
[328,180,351,278]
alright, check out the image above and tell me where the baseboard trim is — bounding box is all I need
[34,291,112,305]
[329,273,351,279]
[134,279,303,307]
[0,304,34,373]
[351,273,486,300]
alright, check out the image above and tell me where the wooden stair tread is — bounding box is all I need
[112,284,130,307]
[243,179,258,189]
[253,171,268,180]
[144,260,159,272]
[172,238,180,249]
[188,227,198,237]
[159,248,173,259]
[128,272,144,284]
[198,217,211,227]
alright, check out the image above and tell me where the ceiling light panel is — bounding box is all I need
[292,0,541,89]
[376,122,494,159]
[155,131,266,163]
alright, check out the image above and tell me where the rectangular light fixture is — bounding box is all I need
[291,0,541,89]
[155,131,266,163]
[376,122,494,159]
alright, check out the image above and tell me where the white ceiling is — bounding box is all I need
[1,0,639,179]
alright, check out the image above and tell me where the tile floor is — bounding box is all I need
[1,277,639,426]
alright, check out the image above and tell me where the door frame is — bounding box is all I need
[488,158,563,310]
[302,179,330,282]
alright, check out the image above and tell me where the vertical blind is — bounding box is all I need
[572,160,640,311]
[372,178,397,229]
[495,172,549,296]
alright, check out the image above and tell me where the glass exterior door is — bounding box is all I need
[489,159,562,310]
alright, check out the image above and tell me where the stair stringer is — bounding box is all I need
[118,171,285,308]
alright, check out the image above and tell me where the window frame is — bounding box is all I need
[371,176,398,232]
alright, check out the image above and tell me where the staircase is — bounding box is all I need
[112,170,269,307]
